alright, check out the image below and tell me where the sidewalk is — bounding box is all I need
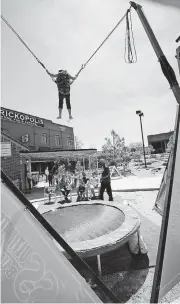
[25,174,163,203]
[111,175,162,192]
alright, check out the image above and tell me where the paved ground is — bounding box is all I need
[31,190,162,303]
[31,189,180,303]
[84,192,161,303]
[25,167,180,303]
[26,172,163,203]
[111,175,162,191]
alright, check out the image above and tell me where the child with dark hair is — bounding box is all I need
[59,175,72,203]
[77,179,86,201]
[46,69,77,119]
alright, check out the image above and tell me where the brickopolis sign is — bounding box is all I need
[1,107,44,127]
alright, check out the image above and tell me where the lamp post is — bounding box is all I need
[136,110,147,168]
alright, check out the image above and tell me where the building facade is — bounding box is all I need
[1,107,75,151]
[147,131,173,154]
[1,132,29,190]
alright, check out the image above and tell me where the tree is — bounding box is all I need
[129,142,143,153]
[101,129,130,166]
[74,136,84,149]
[146,145,155,155]
[129,142,154,159]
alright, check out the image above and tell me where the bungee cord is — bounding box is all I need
[71,11,127,84]
[1,5,138,122]
[1,14,46,70]
[1,9,128,84]
[124,8,137,63]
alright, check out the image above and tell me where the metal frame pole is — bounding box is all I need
[97,255,102,277]
[139,115,147,168]
[176,46,180,76]
[130,2,180,105]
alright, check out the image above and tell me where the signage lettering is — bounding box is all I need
[9,111,14,118]
[0,107,44,127]
[1,143,11,157]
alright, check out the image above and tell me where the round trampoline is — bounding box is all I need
[42,201,140,259]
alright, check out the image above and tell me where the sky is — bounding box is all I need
[1,0,180,149]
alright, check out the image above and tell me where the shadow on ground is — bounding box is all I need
[70,205,160,302]
[71,245,150,303]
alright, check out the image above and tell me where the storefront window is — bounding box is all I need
[41,133,47,144]
[67,138,74,147]
[55,135,61,146]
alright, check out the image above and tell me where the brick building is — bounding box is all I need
[1,107,75,151]
[147,131,173,154]
[1,132,29,189]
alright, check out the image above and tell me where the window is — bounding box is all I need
[55,135,61,146]
[22,134,29,143]
[41,133,47,144]
[67,138,74,147]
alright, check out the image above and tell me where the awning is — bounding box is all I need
[20,149,97,161]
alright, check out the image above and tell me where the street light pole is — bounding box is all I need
[136,110,147,168]
[139,114,147,168]
[111,130,116,159]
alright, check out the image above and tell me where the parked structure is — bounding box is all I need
[1,107,75,151]
[147,131,173,154]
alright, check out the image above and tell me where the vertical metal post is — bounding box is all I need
[97,255,102,277]
[139,115,147,168]
[112,131,115,158]
[176,46,180,76]
[83,157,85,170]
[89,155,91,174]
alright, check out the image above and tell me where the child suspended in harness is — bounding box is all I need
[46,69,77,120]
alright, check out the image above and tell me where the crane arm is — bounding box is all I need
[130,1,180,104]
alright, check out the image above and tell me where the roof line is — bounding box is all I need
[20,148,97,154]
[1,106,73,129]
[147,131,173,137]
[1,131,29,151]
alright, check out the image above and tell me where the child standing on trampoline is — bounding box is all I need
[46,69,77,119]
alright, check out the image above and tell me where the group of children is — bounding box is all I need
[76,172,100,201]
[45,163,101,204]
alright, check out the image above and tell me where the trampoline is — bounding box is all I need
[42,201,140,275]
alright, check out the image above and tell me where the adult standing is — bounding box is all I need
[48,170,53,186]
[99,159,113,201]
[45,166,49,182]
[58,164,65,181]
[26,171,32,193]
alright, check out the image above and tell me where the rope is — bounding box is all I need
[124,8,137,64]
[2,10,127,84]
[1,14,46,70]
[71,11,127,84]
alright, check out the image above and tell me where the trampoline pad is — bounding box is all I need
[43,204,125,243]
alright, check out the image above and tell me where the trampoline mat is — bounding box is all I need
[43,204,125,243]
